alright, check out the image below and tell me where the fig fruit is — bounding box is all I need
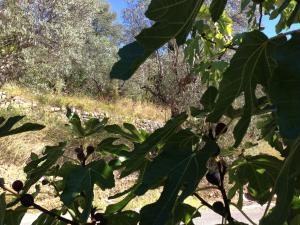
[12,180,23,192]
[77,151,85,161]
[20,194,34,207]
[86,145,95,155]
[206,172,221,186]
[213,201,225,214]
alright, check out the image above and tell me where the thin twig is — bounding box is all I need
[263,191,274,217]
[196,186,219,192]
[231,202,257,225]
[218,163,234,223]
[200,34,238,50]
[193,193,225,217]
[259,3,263,30]
[33,203,78,225]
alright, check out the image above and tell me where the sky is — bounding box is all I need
[107,0,127,22]
[107,0,300,37]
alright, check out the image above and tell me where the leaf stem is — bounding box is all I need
[196,186,219,191]
[270,28,300,40]
[217,162,233,223]
[259,3,263,30]
[33,203,78,225]
[231,202,257,225]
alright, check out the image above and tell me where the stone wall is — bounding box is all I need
[0,91,163,132]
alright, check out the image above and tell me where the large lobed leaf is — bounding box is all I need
[120,113,188,178]
[229,154,282,205]
[207,30,285,146]
[61,160,114,222]
[269,33,300,139]
[137,130,219,225]
[209,0,228,22]
[23,142,66,192]
[111,0,205,80]
[260,137,300,225]
[0,116,44,138]
[0,194,5,225]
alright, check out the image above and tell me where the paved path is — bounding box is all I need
[21,204,270,225]
[195,204,268,224]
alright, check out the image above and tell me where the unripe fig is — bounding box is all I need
[20,194,34,207]
[215,123,228,136]
[206,172,221,186]
[12,180,23,192]
[213,201,225,214]
[86,145,95,155]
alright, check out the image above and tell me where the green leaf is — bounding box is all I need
[105,123,145,143]
[138,131,218,225]
[200,86,218,112]
[23,142,66,192]
[270,0,291,20]
[0,194,5,225]
[135,130,199,195]
[32,212,62,225]
[4,207,27,225]
[229,154,282,204]
[286,3,300,27]
[107,211,139,225]
[121,113,188,178]
[269,33,300,139]
[0,116,45,137]
[61,160,114,222]
[241,0,250,11]
[111,0,205,80]
[84,117,108,136]
[106,192,136,215]
[168,203,201,225]
[65,111,85,137]
[97,137,130,157]
[207,30,285,147]
[209,0,228,22]
[261,138,300,225]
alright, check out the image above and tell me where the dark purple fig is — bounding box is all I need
[74,146,84,154]
[94,213,104,221]
[20,194,34,207]
[215,123,228,136]
[86,145,95,155]
[12,180,23,192]
[94,213,107,224]
[213,201,225,214]
[206,172,221,186]
[77,151,85,161]
[41,179,49,185]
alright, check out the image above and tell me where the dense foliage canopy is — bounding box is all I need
[1,0,300,225]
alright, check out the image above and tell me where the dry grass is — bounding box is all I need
[0,84,283,212]
[2,83,170,122]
